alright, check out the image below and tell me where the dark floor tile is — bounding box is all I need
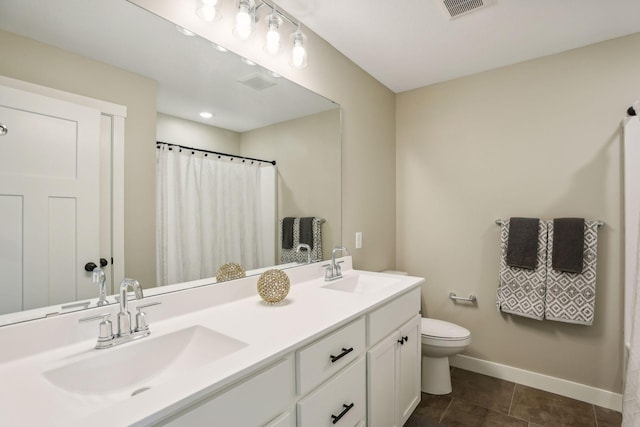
[408,392,452,423]
[449,368,516,414]
[440,398,528,427]
[594,405,622,427]
[510,384,596,426]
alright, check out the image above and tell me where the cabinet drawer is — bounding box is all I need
[297,357,366,427]
[296,317,365,396]
[367,287,420,346]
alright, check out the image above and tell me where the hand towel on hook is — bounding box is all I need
[545,219,599,325]
[496,218,548,320]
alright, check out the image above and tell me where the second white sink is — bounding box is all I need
[43,325,247,398]
[321,272,401,294]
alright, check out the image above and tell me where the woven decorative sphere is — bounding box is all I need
[257,269,290,304]
[216,263,246,283]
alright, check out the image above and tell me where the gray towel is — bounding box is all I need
[506,217,540,269]
[552,218,585,273]
[545,220,598,325]
[299,217,314,250]
[282,217,295,249]
[496,218,548,320]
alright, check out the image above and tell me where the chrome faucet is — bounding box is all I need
[92,267,108,307]
[296,243,312,264]
[117,278,143,337]
[324,246,351,281]
[79,278,161,349]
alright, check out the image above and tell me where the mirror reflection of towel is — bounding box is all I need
[282,217,295,249]
[299,217,314,250]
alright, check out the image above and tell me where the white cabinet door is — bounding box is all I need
[398,315,421,426]
[0,84,101,313]
[367,332,399,427]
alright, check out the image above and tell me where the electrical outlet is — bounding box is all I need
[355,231,362,249]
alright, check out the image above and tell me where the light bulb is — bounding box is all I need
[292,43,306,68]
[196,0,218,22]
[290,29,307,69]
[235,4,252,40]
[266,25,280,54]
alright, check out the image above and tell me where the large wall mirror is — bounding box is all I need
[0,0,341,325]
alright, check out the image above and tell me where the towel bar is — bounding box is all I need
[494,219,605,227]
[449,292,477,303]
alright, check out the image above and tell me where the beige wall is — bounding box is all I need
[133,0,398,272]
[241,109,342,261]
[396,33,640,393]
[156,113,241,152]
[0,29,158,289]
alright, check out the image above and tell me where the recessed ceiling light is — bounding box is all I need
[175,26,196,37]
[199,112,213,119]
[271,72,281,78]
[242,57,256,66]
[213,43,228,52]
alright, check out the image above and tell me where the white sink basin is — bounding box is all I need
[321,273,401,294]
[43,325,247,397]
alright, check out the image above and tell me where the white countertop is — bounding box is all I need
[0,258,423,426]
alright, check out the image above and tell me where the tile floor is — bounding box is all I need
[405,367,622,427]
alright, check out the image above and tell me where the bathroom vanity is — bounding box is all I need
[0,258,423,426]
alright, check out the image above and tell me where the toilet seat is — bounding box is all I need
[421,318,470,341]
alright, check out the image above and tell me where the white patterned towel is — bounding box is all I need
[545,220,599,325]
[496,219,548,320]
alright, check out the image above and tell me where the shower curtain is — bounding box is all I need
[623,112,640,426]
[156,146,266,285]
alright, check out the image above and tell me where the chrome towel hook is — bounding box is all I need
[0,123,7,136]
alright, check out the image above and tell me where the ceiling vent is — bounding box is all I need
[237,73,276,91]
[436,0,493,20]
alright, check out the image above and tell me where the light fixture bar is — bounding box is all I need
[258,0,299,28]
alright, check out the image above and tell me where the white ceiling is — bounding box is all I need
[276,0,640,93]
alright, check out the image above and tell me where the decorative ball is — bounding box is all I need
[257,269,290,304]
[216,263,246,283]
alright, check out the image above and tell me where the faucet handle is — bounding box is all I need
[79,312,114,343]
[134,301,161,333]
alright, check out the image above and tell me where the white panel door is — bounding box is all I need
[0,84,101,313]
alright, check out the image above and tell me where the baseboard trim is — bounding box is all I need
[450,354,622,412]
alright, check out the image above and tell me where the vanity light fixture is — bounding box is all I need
[290,25,307,69]
[196,0,220,22]
[195,0,309,69]
[264,11,282,55]
[199,111,214,118]
[234,0,255,40]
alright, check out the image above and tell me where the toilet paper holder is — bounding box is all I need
[449,292,477,303]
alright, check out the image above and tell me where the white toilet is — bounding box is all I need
[420,318,471,395]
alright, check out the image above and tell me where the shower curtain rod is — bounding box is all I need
[156,141,276,165]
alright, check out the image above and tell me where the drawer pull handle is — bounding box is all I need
[331,403,354,424]
[330,347,354,363]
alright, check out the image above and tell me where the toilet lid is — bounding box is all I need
[421,318,470,340]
